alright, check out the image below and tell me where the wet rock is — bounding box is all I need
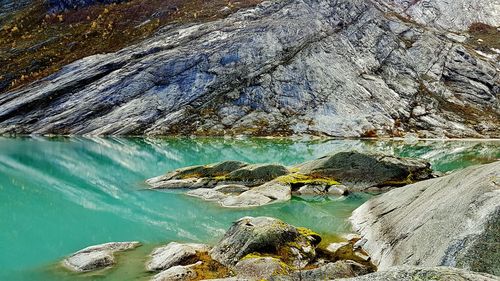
[210,217,320,269]
[62,241,141,272]
[147,242,209,272]
[151,262,200,281]
[351,161,500,275]
[296,151,432,191]
[337,266,500,281]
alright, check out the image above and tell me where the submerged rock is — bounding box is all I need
[210,217,320,269]
[62,241,141,272]
[351,161,500,276]
[146,242,210,272]
[337,266,500,281]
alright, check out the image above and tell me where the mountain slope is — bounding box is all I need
[0,0,498,137]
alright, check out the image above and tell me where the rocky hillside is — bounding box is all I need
[0,0,498,137]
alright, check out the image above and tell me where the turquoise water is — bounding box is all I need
[0,137,498,280]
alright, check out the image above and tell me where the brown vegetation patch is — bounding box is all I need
[467,22,500,51]
[0,0,262,94]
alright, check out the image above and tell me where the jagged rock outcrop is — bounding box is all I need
[0,0,498,137]
[350,161,500,276]
[62,241,141,272]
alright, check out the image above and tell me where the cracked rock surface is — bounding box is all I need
[0,0,498,138]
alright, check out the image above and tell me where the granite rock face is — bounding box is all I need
[338,266,500,281]
[371,0,500,31]
[0,0,498,138]
[351,161,500,276]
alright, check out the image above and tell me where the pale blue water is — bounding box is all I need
[0,137,498,280]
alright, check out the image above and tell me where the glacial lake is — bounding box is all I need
[1,137,499,281]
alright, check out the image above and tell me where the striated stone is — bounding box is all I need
[337,266,500,281]
[351,161,500,275]
[1,0,498,138]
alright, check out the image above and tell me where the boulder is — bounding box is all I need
[227,164,290,185]
[270,260,372,281]
[337,266,500,281]
[62,241,141,272]
[147,242,209,272]
[351,161,500,276]
[296,151,433,190]
[324,242,372,266]
[151,262,200,281]
[233,256,290,279]
[210,217,320,268]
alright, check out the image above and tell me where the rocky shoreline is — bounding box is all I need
[58,152,499,280]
